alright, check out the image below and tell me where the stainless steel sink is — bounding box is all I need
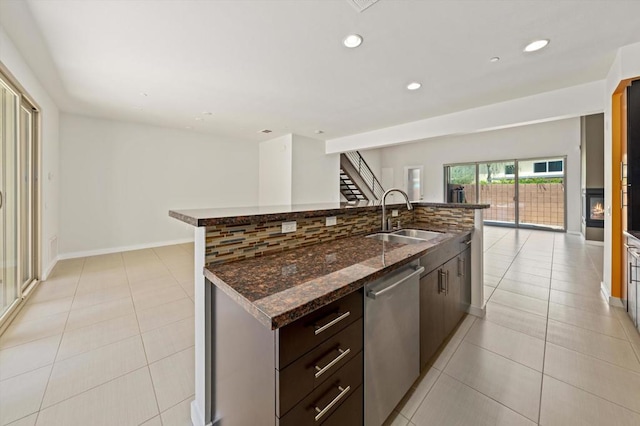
[391,229,442,241]
[366,233,428,245]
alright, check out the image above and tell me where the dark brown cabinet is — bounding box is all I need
[628,81,640,230]
[419,266,445,368]
[212,285,363,426]
[276,290,364,425]
[419,239,471,369]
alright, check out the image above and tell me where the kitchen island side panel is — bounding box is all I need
[213,284,276,426]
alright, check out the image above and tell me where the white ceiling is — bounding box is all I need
[19,0,640,142]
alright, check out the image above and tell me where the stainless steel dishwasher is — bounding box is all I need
[365,261,423,426]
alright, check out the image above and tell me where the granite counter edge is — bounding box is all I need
[204,231,471,330]
[169,202,489,227]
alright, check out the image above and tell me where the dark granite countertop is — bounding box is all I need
[204,225,470,329]
[170,201,488,227]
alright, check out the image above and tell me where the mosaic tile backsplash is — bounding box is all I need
[414,206,475,231]
[204,205,476,266]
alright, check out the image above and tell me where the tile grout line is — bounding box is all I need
[23,292,192,417]
[153,393,196,424]
[487,298,549,319]
[618,316,640,364]
[405,367,443,423]
[125,253,164,422]
[493,285,550,302]
[442,371,540,423]
[0,248,195,426]
[34,257,86,424]
[145,245,195,426]
[536,233,555,425]
[541,367,640,417]
[545,316,633,343]
[32,365,154,418]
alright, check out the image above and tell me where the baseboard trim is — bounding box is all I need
[58,238,194,260]
[567,231,582,236]
[601,282,624,307]
[467,304,486,318]
[585,240,605,246]
[43,257,58,280]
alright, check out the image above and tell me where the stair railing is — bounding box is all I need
[344,151,385,200]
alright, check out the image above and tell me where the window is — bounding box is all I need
[548,160,563,172]
[504,164,515,175]
[533,162,547,173]
[533,160,563,174]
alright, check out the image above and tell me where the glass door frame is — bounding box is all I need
[19,97,38,291]
[444,155,568,231]
[0,62,41,328]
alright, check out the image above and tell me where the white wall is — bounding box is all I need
[258,135,292,206]
[0,23,60,278]
[60,113,259,256]
[292,135,339,204]
[259,134,339,205]
[376,118,582,233]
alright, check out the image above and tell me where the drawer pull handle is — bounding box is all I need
[314,311,350,335]
[314,385,351,421]
[314,348,351,379]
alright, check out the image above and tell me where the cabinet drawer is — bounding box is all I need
[420,234,470,276]
[277,290,363,368]
[277,318,362,417]
[321,385,363,426]
[277,352,363,426]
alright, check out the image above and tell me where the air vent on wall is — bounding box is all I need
[346,0,381,12]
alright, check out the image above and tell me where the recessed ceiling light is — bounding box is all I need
[259,129,273,134]
[195,117,203,121]
[140,92,148,97]
[407,82,422,91]
[343,34,363,48]
[523,39,549,53]
[489,56,500,63]
[185,126,192,129]
[315,130,324,134]
[202,111,214,116]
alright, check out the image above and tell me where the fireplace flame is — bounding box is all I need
[592,202,604,215]
[591,202,605,220]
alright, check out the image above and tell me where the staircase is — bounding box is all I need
[340,151,384,201]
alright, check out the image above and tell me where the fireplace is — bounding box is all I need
[584,188,604,228]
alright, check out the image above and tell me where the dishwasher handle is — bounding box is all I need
[366,266,424,300]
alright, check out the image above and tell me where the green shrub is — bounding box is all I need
[478,178,563,185]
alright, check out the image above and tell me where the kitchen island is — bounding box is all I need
[169,201,488,426]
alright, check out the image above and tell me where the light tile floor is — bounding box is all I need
[389,227,640,426]
[0,228,636,426]
[0,243,195,426]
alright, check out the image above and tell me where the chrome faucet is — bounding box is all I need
[381,188,413,231]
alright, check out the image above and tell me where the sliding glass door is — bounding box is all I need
[446,164,477,203]
[478,160,517,226]
[0,71,38,322]
[517,158,565,230]
[1,78,20,317]
[445,157,566,231]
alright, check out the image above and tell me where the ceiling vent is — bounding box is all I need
[346,0,381,12]
[259,129,273,134]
